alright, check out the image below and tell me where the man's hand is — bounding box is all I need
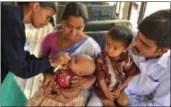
[49,52,71,68]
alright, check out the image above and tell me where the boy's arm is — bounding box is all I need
[120,54,140,90]
[119,75,134,91]
[96,58,114,100]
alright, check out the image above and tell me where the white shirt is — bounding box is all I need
[125,49,170,106]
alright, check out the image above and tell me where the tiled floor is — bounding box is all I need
[15,23,54,99]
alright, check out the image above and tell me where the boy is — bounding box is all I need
[96,25,140,106]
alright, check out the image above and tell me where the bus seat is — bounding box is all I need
[85,31,107,50]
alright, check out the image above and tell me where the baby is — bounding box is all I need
[95,25,140,106]
[26,54,96,106]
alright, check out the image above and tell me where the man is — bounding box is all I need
[125,9,170,106]
[1,2,69,83]
[88,9,170,106]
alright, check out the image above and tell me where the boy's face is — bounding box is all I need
[69,55,88,76]
[31,3,55,28]
[105,35,127,58]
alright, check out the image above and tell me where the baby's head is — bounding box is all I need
[105,24,133,58]
[56,54,95,88]
[69,54,95,76]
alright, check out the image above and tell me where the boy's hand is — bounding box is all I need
[105,91,115,101]
[49,52,71,68]
[112,89,121,99]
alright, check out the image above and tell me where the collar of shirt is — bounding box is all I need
[130,49,170,70]
[156,50,170,69]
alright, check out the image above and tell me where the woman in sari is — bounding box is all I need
[39,2,100,59]
[32,2,101,106]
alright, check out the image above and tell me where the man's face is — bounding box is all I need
[131,31,161,58]
[61,16,85,41]
[31,4,55,28]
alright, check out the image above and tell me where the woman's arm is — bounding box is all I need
[80,75,96,90]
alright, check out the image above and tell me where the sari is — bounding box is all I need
[40,31,101,59]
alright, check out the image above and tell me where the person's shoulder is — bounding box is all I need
[43,31,57,41]
[46,31,57,37]
[86,36,100,45]
[97,51,105,60]
[2,4,23,24]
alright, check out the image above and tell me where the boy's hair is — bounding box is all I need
[60,2,88,23]
[138,9,170,49]
[108,24,133,47]
[17,2,56,12]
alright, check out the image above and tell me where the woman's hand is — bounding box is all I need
[70,76,86,88]
[42,73,57,89]
[49,52,71,68]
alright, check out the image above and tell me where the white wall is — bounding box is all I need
[144,2,170,18]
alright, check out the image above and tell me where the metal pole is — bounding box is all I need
[137,2,147,24]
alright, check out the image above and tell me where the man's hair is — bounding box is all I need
[17,2,56,12]
[108,24,133,47]
[60,2,88,23]
[138,9,170,49]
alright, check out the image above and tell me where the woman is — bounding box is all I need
[38,2,101,106]
[39,2,100,59]
[1,2,58,82]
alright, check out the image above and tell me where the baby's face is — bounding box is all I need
[69,55,89,76]
[105,35,127,58]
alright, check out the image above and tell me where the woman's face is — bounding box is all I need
[30,3,55,28]
[61,16,85,41]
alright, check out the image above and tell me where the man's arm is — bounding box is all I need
[126,65,170,106]
[128,78,170,106]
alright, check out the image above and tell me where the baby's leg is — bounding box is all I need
[115,91,128,107]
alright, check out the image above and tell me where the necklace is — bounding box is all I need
[59,32,73,50]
